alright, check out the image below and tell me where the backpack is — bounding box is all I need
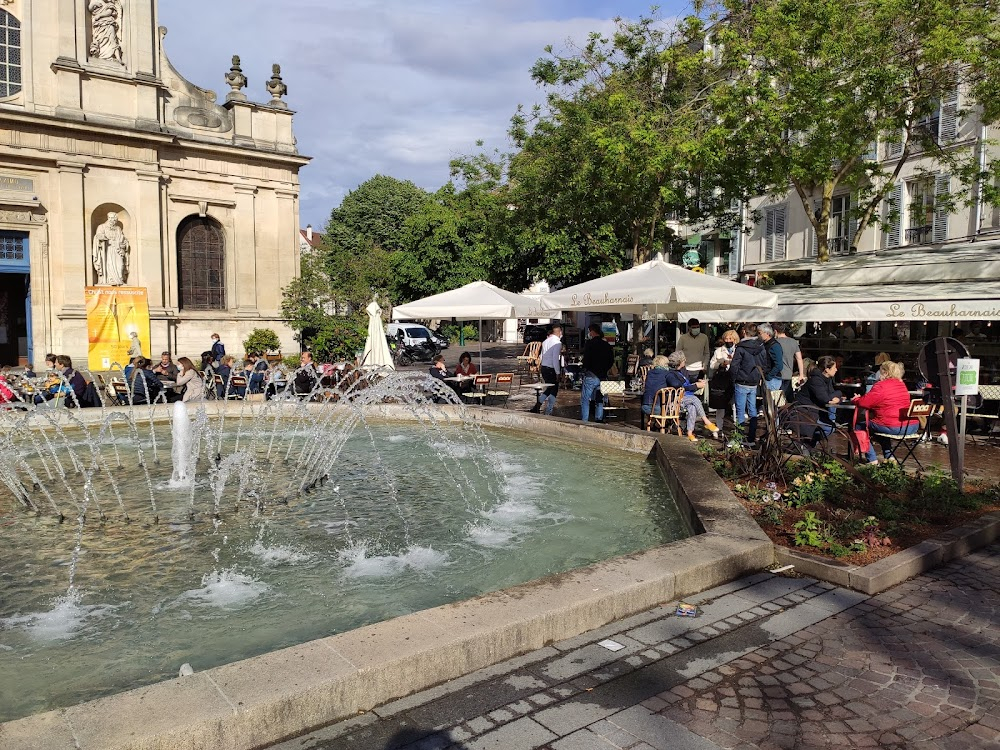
[80,381,102,408]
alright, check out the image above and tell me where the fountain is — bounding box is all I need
[0,369,695,726]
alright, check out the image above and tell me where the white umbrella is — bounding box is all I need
[539,257,777,355]
[392,281,543,368]
[361,299,395,370]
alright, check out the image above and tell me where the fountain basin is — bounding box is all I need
[0,406,772,750]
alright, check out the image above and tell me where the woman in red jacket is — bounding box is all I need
[852,360,916,464]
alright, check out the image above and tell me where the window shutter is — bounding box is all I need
[887,131,904,158]
[939,88,959,141]
[932,173,950,243]
[764,209,775,262]
[773,206,786,261]
[886,184,903,248]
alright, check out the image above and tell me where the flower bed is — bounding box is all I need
[697,441,1000,565]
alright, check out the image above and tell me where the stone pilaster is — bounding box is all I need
[233,184,258,313]
[54,161,87,315]
[135,170,164,306]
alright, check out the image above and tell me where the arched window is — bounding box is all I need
[0,10,21,99]
[177,217,226,310]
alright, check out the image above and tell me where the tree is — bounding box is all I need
[706,0,1000,261]
[500,13,739,284]
[242,328,282,355]
[324,175,432,310]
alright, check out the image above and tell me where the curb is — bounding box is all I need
[773,512,1000,594]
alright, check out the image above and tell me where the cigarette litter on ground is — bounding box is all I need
[675,602,698,617]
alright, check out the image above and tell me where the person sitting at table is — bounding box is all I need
[129,358,163,405]
[454,351,477,377]
[664,351,719,441]
[794,355,843,446]
[863,352,891,394]
[852,360,916,464]
[215,355,234,398]
[641,355,671,426]
[244,352,269,393]
[175,357,204,403]
[152,351,179,381]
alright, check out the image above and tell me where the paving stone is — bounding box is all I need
[606,706,727,749]
[550,729,621,749]
[464,717,557,749]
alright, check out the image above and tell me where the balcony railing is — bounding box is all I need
[826,237,851,256]
[905,224,933,246]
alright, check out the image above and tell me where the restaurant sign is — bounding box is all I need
[886,302,1000,319]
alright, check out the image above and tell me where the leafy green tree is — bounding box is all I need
[241,328,282,355]
[706,0,1000,261]
[500,13,736,283]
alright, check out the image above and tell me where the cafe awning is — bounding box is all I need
[689,280,1000,322]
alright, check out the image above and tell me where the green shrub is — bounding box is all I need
[440,322,479,342]
[793,511,829,548]
[242,328,282,355]
[306,316,367,362]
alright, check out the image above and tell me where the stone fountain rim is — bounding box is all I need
[0,404,772,750]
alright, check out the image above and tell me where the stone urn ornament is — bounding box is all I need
[225,55,248,101]
[266,64,288,108]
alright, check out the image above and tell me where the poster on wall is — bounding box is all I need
[85,286,150,371]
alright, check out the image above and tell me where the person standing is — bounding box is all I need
[127,331,143,359]
[677,318,711,383]
[757,323,784,396]
[580,323,615,423]
[708,329,739,431]
[210,333,225,364]
[774,323,805,403]
[531,324,562,415]
[729,323,768,445]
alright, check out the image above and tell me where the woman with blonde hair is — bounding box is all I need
[853,360,915,464]
[708,329,739,433]
[176,356,204,403]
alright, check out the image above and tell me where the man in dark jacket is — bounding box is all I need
[729,324,769,444]
[757,323,784,393]
[581,323,616,422]
[129,358,163,405]
[56,355,88,405]
[293,351,318,397]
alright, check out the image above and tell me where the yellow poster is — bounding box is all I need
[85,286,151,371]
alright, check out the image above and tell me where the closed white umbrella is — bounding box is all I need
[361,299,395,370]
[392,281,543,368]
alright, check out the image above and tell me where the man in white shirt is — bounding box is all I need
[677,318,711,382]
[530,324,563,415]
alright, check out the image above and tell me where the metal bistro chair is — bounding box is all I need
[871,399,938,470]
[486,373,514,407]
[227,374,248,400]
[969,384,1000,444]
[600,380,628,423]
[646,387,683,434]
[111,379,132,405]
[464,374,493,405]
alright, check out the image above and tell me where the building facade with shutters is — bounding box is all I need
[742,86,989,269]
[0,0,308,368]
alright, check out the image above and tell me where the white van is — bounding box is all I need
[386,323,437,349]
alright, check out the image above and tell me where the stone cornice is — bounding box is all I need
[168,194,238,209]
[51,58,167,90]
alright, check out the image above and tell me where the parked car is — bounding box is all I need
[522,324,549,345]
[386,323,437,349]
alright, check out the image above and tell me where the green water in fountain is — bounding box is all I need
[0,424,690,722]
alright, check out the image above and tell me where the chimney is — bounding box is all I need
[306,224,313,242]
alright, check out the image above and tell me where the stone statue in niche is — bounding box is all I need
[92,212,129,286]
[88,0,125,64]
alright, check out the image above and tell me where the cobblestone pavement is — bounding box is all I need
[269,544,1000,750]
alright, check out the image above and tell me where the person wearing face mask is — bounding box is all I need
[677,318,710,383]
[708,329,739,434]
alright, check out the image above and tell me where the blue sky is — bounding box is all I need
[159,1,690,228]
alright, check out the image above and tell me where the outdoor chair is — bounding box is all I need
[969,384,1000,443]
[517,341,542,384]
[870,399,938,470]
[634,365,652,392]
[600,380,628,423]
[111,380,131,406]
[464,374,493,405]
[646,387,683,434]
[486,372,513,407]
[228,374,248,400]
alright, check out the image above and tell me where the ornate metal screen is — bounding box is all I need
[178,218,225,310]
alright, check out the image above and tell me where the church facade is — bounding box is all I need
[0,0,308,368]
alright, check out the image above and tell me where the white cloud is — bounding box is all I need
[159,0,662,226]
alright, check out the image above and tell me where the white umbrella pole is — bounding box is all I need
[654,305,659,357]
[478,318,483,370]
